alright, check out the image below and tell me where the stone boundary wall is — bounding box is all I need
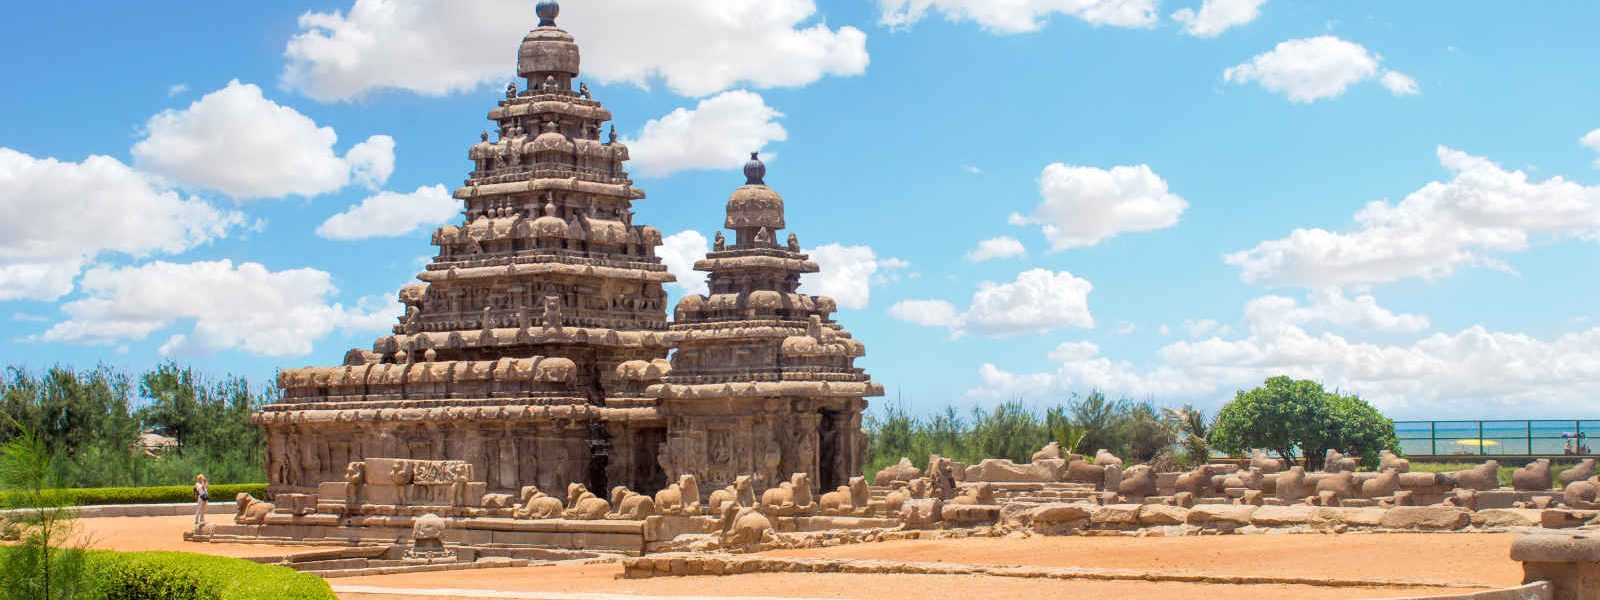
[1,502,233,520]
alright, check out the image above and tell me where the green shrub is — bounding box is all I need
[84,551,334,600]
[0,483,267,507]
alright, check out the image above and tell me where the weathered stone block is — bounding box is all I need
[1090,504,1142,527]
[1472,508,1540,528]
[1379,506,1470,530]
[1250,505,1316,527]
[1186,504,1257,527]
[1138,504,1188,526]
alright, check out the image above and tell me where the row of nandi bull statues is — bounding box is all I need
[219,448,1600,552]
[867,445,1600,512]
[233,457,880,526]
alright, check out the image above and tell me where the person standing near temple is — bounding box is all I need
[193,474,209,530]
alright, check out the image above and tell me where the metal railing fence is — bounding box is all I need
[1395,420,1600,457]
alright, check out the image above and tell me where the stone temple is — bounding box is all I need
[258,0,881,499]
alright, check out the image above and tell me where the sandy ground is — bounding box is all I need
[71,514,325,559]
[71,515,1524,599]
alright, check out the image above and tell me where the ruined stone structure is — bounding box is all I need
[651,154,880,494]
[257,0,877,499]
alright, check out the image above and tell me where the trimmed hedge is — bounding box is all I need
[0,483,267,507]
[88,551,334,600]
[0,548,334,600]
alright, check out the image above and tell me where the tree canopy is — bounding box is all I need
[1211,376,1398,469]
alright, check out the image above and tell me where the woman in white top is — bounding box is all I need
[193,474,209,529]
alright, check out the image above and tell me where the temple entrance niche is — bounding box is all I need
[818,409,841,490]
[631,427,668,493]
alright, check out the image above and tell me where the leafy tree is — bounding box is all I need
[1163,404,1212,467]
[1069,392,1127,456]
[1211,376,1398,469]
[1122,402,1175,463]
[0,418,90,600]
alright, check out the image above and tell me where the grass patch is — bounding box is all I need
[86,550,334,600]
[0,547,335,600]
[0,483,266,507]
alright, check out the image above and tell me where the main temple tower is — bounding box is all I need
[652,154,882,493]
[260,0,677,496]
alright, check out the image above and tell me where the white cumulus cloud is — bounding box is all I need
[657,230,711,296]
[626,91,788,178]
[132,80,394,200]
[966,236,1027,261]
[971,293,1600,416]
[282,0,868,101]
[892,268,1095,337]
[889,299,959,327]
[1583,128,1600,167]
[1009,162,1187,250]
[1224,36,1417,102]
[0,149,244,301]
[878,0,1158,34]
[34,260,399,358]
[1227,146,1600,288]
[800,244,907,310]
[1171,0,1266,38]
[317,185,458,240]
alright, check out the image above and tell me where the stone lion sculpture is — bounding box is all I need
[1092,449,1123,468]
[653,473,702,515]
[1513,459,1553,492]
[1249,450,1285,473]
[234,493,274,525]
[952,481,995,505]
[1563,477,1600,509]
[1452,461,1501,491]
[564,483,611,520]
[1118,465,1158,501]
[1361,468,1401,498]
[874,458,921,484]
[513,485,565,519]
[760,473,815,516]
[1323,449,1359,473]
[707,475,755,509]
[819,476,869,515]
[718,502,775,547]
[1561,459,1598,486]
[608,486,657,520]
[1379,450,1410,473]
[1274,466,1313,502]
[1174,465,1214,497]
[1031,442,1062,463]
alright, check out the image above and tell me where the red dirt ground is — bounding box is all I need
[75,515,1525,599]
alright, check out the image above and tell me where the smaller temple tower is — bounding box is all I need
[650,154,882,493]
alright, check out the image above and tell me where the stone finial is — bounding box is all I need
[480,131,490,142]
[786,233,799,253]
[536,0,560,27]
[506,81,517,98]
[608,125,618,144]
[713,231,726,251]
[744,152,766,185]
[579,82,591,99]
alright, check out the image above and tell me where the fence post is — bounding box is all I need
[1430,421,1436,457]
[1527,420,1533,457]
[1479,421,1485,456]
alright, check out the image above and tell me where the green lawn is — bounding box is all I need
[0,547,334,600]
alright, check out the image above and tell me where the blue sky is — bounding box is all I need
[3,0,1599,419]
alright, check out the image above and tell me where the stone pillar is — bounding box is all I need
[1512,532,1600,600]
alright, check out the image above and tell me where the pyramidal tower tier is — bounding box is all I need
[649,154,883,494]
[260,0,680,496]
